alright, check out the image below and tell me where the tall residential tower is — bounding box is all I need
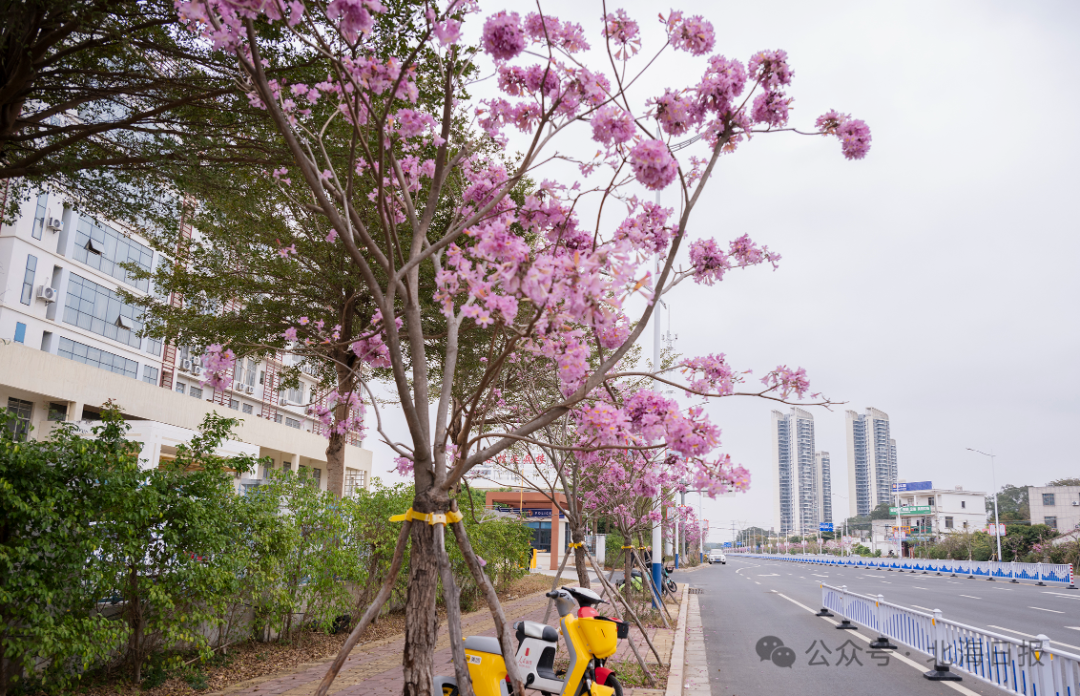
[845,408,898,518]
[772,408,824,536]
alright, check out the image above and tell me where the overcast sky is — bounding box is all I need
[366,0,1080,543]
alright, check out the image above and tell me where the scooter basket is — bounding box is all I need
[577,617,619,658]
[614,620,629,639]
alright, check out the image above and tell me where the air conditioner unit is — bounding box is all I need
[180,358,192,371]
[1072,501,1079,507]
[244,385,254,394]
[46,217,62,231]
[191,364,202,375]
[37,286,57,303]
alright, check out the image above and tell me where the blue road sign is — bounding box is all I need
[819,523,834,532]
[723,542,732,547]
[892,481,932,492]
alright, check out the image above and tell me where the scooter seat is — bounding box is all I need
[514,620,559,643]
[464,635,504,655]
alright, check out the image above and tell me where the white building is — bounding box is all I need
[772,408,820,537]
[0,187,372,493]
[870,484,986,555]
[1028,485,1080,532]
[846,407,898,518]
[815,451,833,526]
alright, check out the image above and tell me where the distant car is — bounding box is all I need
[708,550,726,564]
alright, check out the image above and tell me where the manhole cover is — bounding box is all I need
[688,587,704,594]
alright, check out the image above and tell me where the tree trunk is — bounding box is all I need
[402,491,443,696]
[325,429,346,498]
[571,525,590,588]
[128,566,143,682]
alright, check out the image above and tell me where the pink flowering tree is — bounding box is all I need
[178,1,870,693]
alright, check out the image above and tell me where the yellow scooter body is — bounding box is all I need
[462,647,509,696]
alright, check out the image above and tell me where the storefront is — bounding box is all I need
[484,491,569,570]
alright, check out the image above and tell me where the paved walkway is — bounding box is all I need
[679,595,708,696]
[211,588,676,696]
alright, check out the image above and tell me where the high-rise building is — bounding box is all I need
[845,408,898,518]
[815,451,832,526]
[772,407,820,536]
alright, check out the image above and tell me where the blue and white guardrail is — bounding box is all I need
[820,582,1080,694]
[735,552,1077,588]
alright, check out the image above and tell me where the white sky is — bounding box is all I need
[366,0,1080,543]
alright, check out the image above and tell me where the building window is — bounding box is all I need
[146,337,163,356]
[20,255,37,305]
[274,413,283,424]
[72,214,152,291]
[345,468,366,496]
[283,461,292,471]
[143,365,159,385]
[6,398,33,440]
[287,384,304,404]
[944,516,953,529]
[47,403,67,421]
[313,468,321,487]
[229,399,239,410]
[63,274,144,348]
[32,192,48,240]
[57,337,138,379]
[14,323,26,344]
[961,501,966,509]
[245,358,257,387]
[1044,516,1058,529]
[1043,493,1055,506]
[927,497,935,507]
[190,386,203,400]
[242,403,253,414]
[241,482,262,496]
[285,417,300,429]
[176,382,186,394]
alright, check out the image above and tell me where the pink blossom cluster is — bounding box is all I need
[327,0,386,44]
[590,105,636,146]
[524,13,589,53]
[602,10,641,59]
[760,365,811,400]
[629,140,678,190]
[688,234,779,286]
[681,353,738,396]
[747,49,793,89]
[199,343,236,391]
[614,201,676,255]
[349,309,400,368]
[751,90,791,127]
[665,12,715,56]
[815,110,872,160]
[650,90,704,137]
[482,11,526,61]
[307,389,366,439]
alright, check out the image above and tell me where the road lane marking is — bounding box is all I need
[757,574,779,577]
[772,592,982,696]
[993,587,1013,591]
[1043,592,1080,600]
[1067,627,1080,631]
[959,595,981,600]
[990,625,1080,652]
[913,586,929,590]
[754,581,761,585]
[1030,606,1064,614]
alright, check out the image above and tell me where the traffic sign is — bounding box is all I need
[889,505,931,515]
[892,481,932,492]
[819,523,834,532]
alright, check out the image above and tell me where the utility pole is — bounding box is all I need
[968,448,1003,562]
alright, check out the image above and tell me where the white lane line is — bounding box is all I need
[959,595,981,600]
[993,587,1013,591]
[773,592,982,696]
[1067,627,1080,631]
[754,581,761,585]
[1030,606,1064,614]
[812,574,829,578]
[881,581,892,584]
[1043,592,1080,600]
[912,605,933,612]
[757,574,780,577]
[913,586,929,590]
[989,625,1080,652]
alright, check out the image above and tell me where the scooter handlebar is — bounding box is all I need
[545,590,562,598]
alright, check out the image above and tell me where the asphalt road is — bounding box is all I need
[722,555,1080,652]
[670,556,1078,696]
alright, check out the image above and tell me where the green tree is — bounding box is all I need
[988,484,1029,522]
[1047,478,1080,487]
[869,502,893,520]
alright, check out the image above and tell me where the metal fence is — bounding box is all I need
[736,552,1077,588]
[821,583,1080,695]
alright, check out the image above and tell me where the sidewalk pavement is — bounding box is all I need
[210,585,680,696]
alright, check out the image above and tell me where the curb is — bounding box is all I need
[663,583,690,696]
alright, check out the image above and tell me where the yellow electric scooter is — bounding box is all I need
[435,587,625,696]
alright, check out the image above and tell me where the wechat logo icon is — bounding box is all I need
[756,636,796,668]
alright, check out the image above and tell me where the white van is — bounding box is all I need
[708,549,726,564]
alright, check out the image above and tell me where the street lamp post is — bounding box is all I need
[967,448,1003,561]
